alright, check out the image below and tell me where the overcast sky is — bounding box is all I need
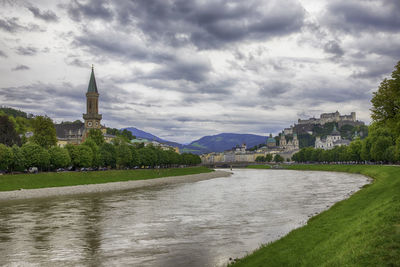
[0,0,399,143]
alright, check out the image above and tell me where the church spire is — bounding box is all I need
[87,65,98,93]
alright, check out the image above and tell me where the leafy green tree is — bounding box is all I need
[116,143,132,168]
[31,116,57,149]
[48,146,71,169]
[370,136,392,162]
[348,139,362,162]
[99,142,116,168]
[371,61,400,134]
[0,115,21,146]
[0,143,12,171]
[120,129,135,141]
[273,154,284,163]
[10,145,25,172]
[129,146,140,167]
[82,138,103,167]
[21,143,50,170]
[384,146,396,163]
[66,144,93,168]
[87,129,104,146]
[265,153,273,162]
[255,156,265,162]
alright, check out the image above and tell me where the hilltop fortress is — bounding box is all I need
[297,111,356,125]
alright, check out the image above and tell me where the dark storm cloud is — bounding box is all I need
[27,5,59,22]
[11,64,29,71]
[0,50,7,58]
[258,82,290,97]
[66,57,90,68]
[0,17,42,33]
[323,40,344,57]
[15,46,38,56]
[64,0,113,22]
[68,0,305,49]
[324,0,400,33]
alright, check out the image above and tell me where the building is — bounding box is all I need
[297,111,358,125]
[56,66,109,147]
[315,125,350,150]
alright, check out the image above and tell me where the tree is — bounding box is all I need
[116,143,132,168]
[66,144,93,168]
[21,143,50,170]
[255,156,265,162]
[10,145,26,172]
[0,143,12,171]
[48,146,71,169]
[274,154,284,163]
[82,138,102,167]
[87,129,104,146]
[371,61,400,134]
[99,142,116,168]
[265,153,273,162]
[0,115,21,146]
[348,139,362,162]
[31,116,57,149]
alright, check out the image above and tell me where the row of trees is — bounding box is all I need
[292,61,400,164]
[255,154,284,163]
[0,138,200,172]
[0,114,201,172]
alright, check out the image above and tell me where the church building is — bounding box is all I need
[56,67,107,147]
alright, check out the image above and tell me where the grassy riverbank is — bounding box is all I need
[246,165,272,169]
[0,167,212,192]
[234,165,400,266]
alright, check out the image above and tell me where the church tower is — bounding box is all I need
[83,66,102,131]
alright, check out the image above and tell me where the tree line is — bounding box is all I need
[292,61,400,164]
[0,115,200,172]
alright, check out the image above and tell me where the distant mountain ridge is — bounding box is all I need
[123,127,266,154]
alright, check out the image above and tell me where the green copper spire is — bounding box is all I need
[87,65,98,93]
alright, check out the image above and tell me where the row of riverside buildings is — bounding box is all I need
[55,67,179,153]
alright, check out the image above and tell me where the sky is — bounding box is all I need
[0,0,399,143]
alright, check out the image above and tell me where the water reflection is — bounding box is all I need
[0,169,369,266]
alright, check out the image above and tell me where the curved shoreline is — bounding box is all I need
[0,170,231,202]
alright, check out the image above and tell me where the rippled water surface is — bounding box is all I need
[0,169,369,266]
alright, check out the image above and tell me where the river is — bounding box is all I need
[0,169,369,266]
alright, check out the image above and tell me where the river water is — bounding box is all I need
[0,169,369,267]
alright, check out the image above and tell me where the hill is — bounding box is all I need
[123,128,267,154]
[181,133,267,154]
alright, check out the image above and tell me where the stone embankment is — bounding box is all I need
[0,170,231,201]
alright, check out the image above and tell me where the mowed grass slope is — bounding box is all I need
[234,165,400,266]
[0,167,212,192]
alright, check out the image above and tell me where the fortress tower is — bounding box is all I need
[83,66,102,132]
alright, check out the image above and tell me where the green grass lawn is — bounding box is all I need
[246,165,272,169]
[234,165,400,266]
[0,167,212,192]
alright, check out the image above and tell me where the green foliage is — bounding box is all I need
[10,145,25,171]
[31,116,57,149]
[0,106,31,118]
[255,156,265,162]
[265,153,273,162]
[66,144,93,168]
[87,129,104,145]
[297,133,315,148]
[0,143,12,171]
[99,142,116,168]
[273,154,284,163]
[116,143,132,168]
[371,61,400,133]
[48,146,71,169]
[0,115,21,146]
[21,143,50,170]
[82,138,102,167]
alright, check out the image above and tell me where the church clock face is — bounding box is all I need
[88,121,92,127]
